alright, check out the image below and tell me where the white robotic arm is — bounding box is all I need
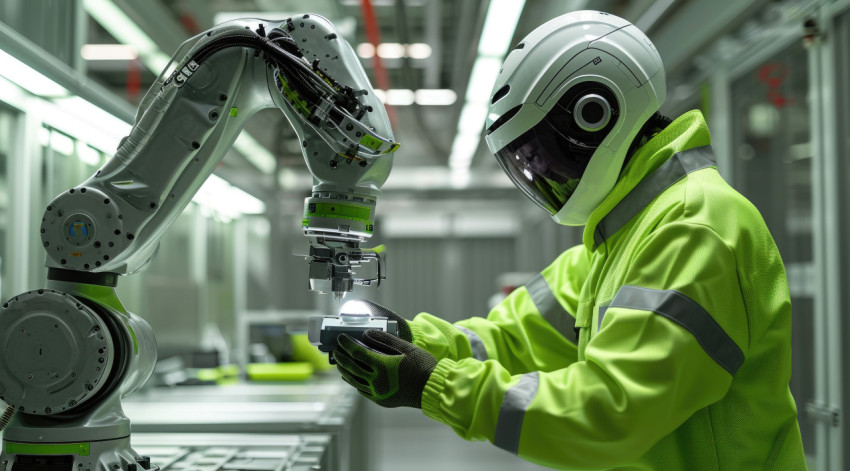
[41,15,397,294]
[0,14,397,471]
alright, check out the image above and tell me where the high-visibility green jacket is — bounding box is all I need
[410,110,806,470]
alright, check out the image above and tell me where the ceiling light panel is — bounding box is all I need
[0,50,67,97]
[356,43,432,59]
[81,44,139,61]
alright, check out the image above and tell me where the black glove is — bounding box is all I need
[333,330,436,408]
[346,299,412,342]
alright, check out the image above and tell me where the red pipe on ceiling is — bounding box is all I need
[360,0,397,125]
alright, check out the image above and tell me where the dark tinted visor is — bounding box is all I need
[493,110,597,215]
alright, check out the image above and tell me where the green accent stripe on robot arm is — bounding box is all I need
[306,202,372,221]
[359,134,400,154]
[70,284,139,354]
[278,74,313,117]
[5,442,91,456]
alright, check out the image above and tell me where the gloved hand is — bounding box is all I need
[346,299,412,342]
[333,330,436,408]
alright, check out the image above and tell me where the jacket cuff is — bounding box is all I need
[421,358,456,423]
[409,319,427,348]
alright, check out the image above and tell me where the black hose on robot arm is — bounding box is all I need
[0,404,14,431]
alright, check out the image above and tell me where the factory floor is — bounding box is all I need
[368,405,551,471]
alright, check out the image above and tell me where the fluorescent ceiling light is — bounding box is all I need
[450,168,471,189]
[385,89,415,106]
[457,103,487,134]
[373,89,456,106]
[377,43,405,59]
[233,132,276,174]
[278,168,300,189]
[478,0,526,56]
[357,43,376,59]
[51,96,132,153]
[357,43,432,59]
[49,131,75,156]
[39,127,50,147]
[448,0,526,176]
[406,43,432,59]
[83,0,170,72]
[0,49,67,97]
[465,57,502,104]
[0,75,26,106]
[76,142,103,165]
[81,44,139,61]
[414,89,456,106]
[448,134,480,169]
[193,174,266,221]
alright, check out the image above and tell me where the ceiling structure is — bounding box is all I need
[78,0,772,216]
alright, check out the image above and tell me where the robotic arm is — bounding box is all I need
[42,15,397,295]
[0,15,396,471]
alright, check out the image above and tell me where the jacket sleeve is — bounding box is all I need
[419,223,750,469]
[408,244,589,375]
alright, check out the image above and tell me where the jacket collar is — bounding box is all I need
[582,110,712,251]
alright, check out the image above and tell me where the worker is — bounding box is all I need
[331,10,807,469]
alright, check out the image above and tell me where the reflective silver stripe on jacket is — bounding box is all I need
[494,372,539,454]
[456,326,488,361]
[526,273,578,344]
[602,285,745,375]
[593,145,716,248]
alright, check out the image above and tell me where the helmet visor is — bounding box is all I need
[493,110,596,216]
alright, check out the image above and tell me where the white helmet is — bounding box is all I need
[484,11,666,226]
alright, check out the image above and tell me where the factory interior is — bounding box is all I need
[0,0,849,469]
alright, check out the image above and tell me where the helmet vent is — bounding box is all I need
[491,84,510,104]
[486,104,521,134]
[515,42,525,50]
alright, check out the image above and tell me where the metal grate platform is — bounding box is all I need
[131,433,332,471]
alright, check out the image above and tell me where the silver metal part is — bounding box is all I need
[0,290,114,415]
[573,93,612,132]
[42,187,127,271]
[306,239,384,296]
[806,401,841,427]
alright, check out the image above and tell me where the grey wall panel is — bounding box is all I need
[0,0,82,68]
[375,237,516,323]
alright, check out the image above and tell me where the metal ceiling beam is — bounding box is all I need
[649,0,765,75]
[0,21,136,122]
[424,0,442,89]
[111,0,190,53]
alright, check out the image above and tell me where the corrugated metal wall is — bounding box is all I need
[374,237,515,321]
